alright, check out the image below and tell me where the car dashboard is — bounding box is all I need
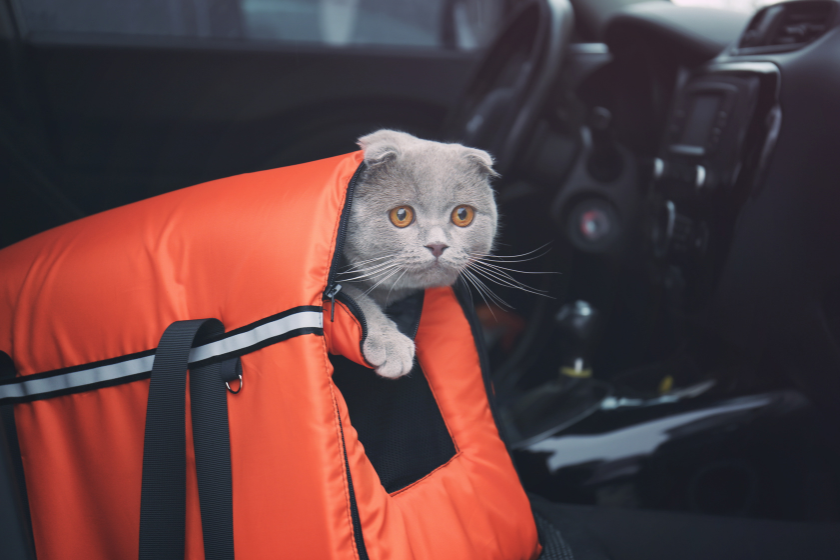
[493,0,840,523]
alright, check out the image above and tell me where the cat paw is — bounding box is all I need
[363,328,416,379]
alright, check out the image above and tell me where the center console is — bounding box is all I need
[650,62,781,277]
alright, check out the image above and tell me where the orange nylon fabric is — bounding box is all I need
[332,287,541,560]
[0,152,361,560]
[323,300,368,368]
[0,151,540,560]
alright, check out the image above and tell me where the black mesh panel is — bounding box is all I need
[331,356,457,493]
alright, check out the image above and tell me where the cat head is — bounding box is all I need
[343,130,499,302]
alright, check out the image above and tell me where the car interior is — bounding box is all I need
[2,0,840,558]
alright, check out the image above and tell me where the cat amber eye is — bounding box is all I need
[451,205,475,227]
[389,206,415,228]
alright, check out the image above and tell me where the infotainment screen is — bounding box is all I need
[679,93,722,148]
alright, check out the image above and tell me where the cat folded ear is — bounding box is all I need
[462,147,500,179]
[357,129,405,167]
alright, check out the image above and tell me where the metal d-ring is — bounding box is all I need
[226,374,243,394]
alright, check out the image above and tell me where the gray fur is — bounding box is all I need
[340,130,498,378]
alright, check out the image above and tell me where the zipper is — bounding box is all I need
[323,161,370,360]
[333,291,368,341]
[325,162,366,301]
[325,284,342,322]
[334,290,371,368]
[325,162,369,557]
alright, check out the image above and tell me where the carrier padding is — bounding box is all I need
[0,152,362,559]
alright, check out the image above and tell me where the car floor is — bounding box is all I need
[531,494,840,560]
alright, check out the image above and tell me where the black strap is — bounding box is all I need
[218,358,242,393]
[191,356,238,560]
[139,319,235,560]
[0,351,36,560]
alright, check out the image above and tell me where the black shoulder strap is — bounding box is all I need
[0,351,35,560]
[139,319,235,560]
[191,355,239,560]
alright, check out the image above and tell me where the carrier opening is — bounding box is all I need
[331,290,457,493]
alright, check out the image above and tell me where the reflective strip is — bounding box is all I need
[189,311,323,363]
[0,355,155,400]
[0,309,323,402]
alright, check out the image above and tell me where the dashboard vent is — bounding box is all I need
[737,1,837,54]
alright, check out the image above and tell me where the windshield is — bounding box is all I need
[16,0,506,50]
[670,0,782,13]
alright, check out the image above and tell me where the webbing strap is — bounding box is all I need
[0,352,35,560]
[139,319,235,560]
[191,356,237,560]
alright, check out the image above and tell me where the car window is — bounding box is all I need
[670,0,781,13]
[15,0,507,49]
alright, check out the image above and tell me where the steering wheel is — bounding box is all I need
[445,0,574,175]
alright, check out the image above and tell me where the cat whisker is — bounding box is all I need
[470,254,547,264]
[339,254,398,269]
[337,261,402,281]
[469,242,552,262]
[338,268,402,283]
[338,265,397,281]
[471,259,559,276]
[339,263,399,277]
[461,272,495,314]
[470,261,549,293]
[460,273,498,320]
[468,251,550,264]
[463,269,513,310]
[471,261,557,276]
[469,270,553,299]
[339,258,400,275]
[468,263,553,298]
[468,266,527,293]
[385,267,411,304]
[464,269,511,307]
[338,273,393,283]
[363,265,405,296]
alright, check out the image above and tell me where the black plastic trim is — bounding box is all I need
[336,411,370,560]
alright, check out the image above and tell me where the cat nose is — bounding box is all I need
[425,244,449,258]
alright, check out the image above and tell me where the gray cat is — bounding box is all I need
[339,130,499,378]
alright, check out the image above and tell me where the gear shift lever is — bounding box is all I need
[555,300,602,380]
[503,300,608,446]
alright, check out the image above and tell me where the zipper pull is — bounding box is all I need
[326,284,342,322]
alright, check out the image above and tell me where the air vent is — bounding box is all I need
[737,0,837,54]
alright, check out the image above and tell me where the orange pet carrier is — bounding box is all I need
[0,151,548,559]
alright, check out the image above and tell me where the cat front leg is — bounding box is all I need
[339,285,416,379]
